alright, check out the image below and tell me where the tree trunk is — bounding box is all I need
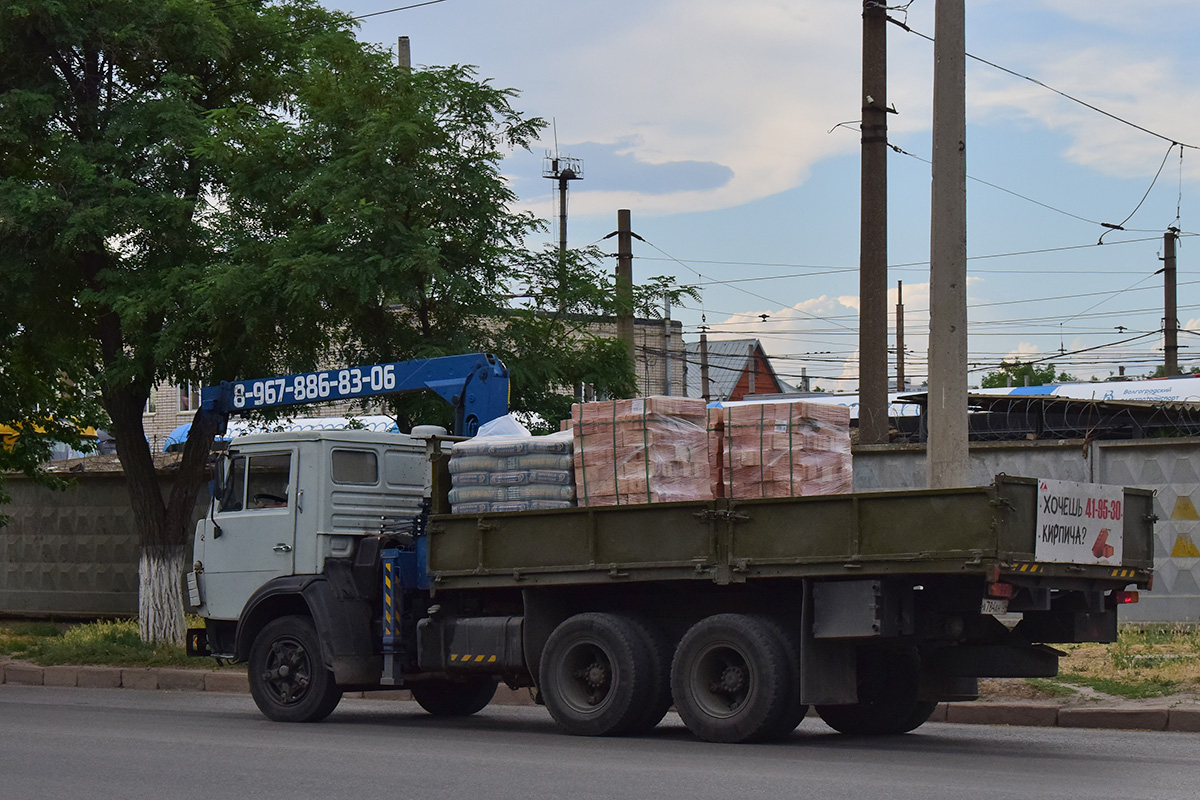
[139,546,186,644]
[102,372,226,646]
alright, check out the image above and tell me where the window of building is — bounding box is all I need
[144,392,157,415]
[178,382,200,413]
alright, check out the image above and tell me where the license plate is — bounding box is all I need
[981,597,1009,615]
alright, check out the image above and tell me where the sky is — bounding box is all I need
[342,0,1200,392]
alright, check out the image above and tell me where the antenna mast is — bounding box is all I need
[543,132,583,312]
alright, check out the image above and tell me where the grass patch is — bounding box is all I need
[1024,678,1079,698]
[1049,623,1200,699]
[1057,672,1179,699]
[1119,624,1200,650]
[0,618,200,668]
[6,621,64,638]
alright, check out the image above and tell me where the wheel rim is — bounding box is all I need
[688,641,753,719]
[261,635,313,706]
[555,637,616,714]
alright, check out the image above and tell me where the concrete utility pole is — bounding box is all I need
[397,36,411,68]
[700,326,712,402]
[926,0,969,489]
[615,209,636,368]
[663,297,673,395]
[1163,227,1180,376]
[896,280,905,392]
[859,0,890,444]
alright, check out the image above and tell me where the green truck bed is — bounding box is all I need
[426,475,1155,591]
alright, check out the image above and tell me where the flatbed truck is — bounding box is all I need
[187,425,1155,742]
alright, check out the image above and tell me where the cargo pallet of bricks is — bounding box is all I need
[449,396,852,514]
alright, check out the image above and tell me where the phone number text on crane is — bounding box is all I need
[232,365,399,409]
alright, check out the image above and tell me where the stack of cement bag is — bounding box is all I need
[448,430,575,514]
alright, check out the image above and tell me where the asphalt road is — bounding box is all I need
[3,686,1198,800]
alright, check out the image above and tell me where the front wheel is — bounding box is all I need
[248,615,342,723]
[411,678,498,716]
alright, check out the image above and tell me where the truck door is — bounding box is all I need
[200,450,297,620]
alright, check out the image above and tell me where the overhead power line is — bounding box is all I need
[641,237,857,332]
[237,0,447,43]
[640,234,1191,279]
[887,142,1107,227]
[1099,143,1180,243]
[887,17,1199,151]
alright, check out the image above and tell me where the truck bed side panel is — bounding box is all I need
[427,476,1155,590]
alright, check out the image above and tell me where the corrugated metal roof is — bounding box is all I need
[683,339,790,400]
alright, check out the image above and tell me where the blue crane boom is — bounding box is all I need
[199,353,509,436]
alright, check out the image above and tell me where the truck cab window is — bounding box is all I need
[247,453,292,509]
[332,449,378,485]
[219,456,246,512]
[220,453,291,512]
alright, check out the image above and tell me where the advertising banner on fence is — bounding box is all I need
[1036,478,1124,565]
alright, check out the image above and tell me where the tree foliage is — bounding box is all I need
[1,0,647,639]
[1148,364,1198,379]
[489,245,698,432]
[979,360,1076,389]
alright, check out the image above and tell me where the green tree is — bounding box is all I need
[493,245,698,431]
[0,322,104,514]
[0,0,581,641]
[1148,364,1198,378]
[980,359,1076,389]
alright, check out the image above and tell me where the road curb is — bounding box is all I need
[2,661,1195,729]
[944,702,1059,728]
[1168,709,1200,732]
[1058,707,1169,731]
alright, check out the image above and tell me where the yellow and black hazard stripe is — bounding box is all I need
[382,560,396,638]
[449,654,499,664]
[1010,562,1140,579]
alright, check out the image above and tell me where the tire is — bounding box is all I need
[624,617,673,734]
[670,614,798,743]
[757,617,808,741]
[248,615,343,723]
[411,678,498,717]
[815,648,934,736]
[539,613,662,737]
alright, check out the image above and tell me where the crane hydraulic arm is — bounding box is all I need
[198,353,509,436]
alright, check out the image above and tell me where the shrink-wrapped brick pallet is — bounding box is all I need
[709,401,852,499]
[448,431,575,514]
[572,396,711,506]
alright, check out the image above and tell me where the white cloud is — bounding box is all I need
[1002,342,1045,361]
[519,0,866,216]
[969,29,1200,183]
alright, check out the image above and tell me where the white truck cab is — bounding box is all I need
[189,429,434,621]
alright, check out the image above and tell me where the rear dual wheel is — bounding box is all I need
[539,613,671,736]
[670,614,806,743]
[815,648,936,735]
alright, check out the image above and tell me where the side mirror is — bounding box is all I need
[213,457,226,500]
